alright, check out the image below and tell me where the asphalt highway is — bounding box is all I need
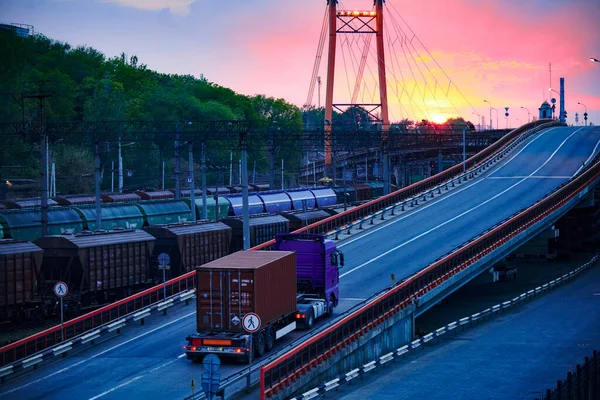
[1,126,598,400]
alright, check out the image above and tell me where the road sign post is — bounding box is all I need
[53,281,68,341]
[242,313,261,392]
[157,253,171,303]
[201,354,221,400]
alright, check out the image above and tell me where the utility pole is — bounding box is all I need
[118,136,123,193]
[174,124,181,199]
[240,131,250,250]
[94,141,102,229]
[201,141,207,220]
[269,123,277,189]
[26,93,52,238]
[189,141,196,221]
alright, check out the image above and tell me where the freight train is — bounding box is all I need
[184,233,344,362]
[0,184,385,243]
[0,201,355,325]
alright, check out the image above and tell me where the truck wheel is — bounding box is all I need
[255,331,266,357]
[305,309,314,329]
[325,297,335,318]
[265,327,276,352]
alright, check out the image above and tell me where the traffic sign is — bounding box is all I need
[203,354,221,373]
[231,315,240,326]
[242,313,261,333]
[201,372,221,400]
[158,253,170,267]
[53,281,68,297]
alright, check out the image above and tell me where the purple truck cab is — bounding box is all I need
[274,233,343,308]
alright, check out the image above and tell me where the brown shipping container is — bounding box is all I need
[0,241,43,307]
[196,251,297,333]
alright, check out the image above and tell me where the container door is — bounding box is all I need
[227,269,254,331]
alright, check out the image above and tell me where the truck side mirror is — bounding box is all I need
[330,253,338,266]
[338,251,344,267]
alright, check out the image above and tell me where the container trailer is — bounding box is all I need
[184,233,344,362]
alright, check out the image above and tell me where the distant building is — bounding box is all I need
[0,23,33,38]
[539,101,552,119]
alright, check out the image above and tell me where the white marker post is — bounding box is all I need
[53,281,68,342]
[242,312,261,393]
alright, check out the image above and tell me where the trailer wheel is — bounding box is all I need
[255,331,266,357]
[265,327,276,352]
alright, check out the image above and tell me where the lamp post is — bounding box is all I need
[591,57,599,63]
[483,100,493,130]
[472,111,482,131]
[549,88,560,119]
[578,102,588,126]
[520,106,532,123]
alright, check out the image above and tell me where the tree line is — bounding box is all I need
[0,30,303,194]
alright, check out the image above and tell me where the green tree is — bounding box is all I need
[53,144,94,194]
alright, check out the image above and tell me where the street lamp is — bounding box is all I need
[549,88,560,119]
[591,57,599,63]
[520,106,532,123]
[578,102,588,126]
[483,100,497,130]
[472,111,482,131]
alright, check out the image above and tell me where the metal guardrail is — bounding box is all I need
[0,288,196,382]
[258,124,599,399]
[0,119,559,370]
[253,119,560,250]
[290,255,599,400]
[0,272,195,367]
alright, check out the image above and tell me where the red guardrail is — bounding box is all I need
[254,119,556,250]
[0,271,195,366]
[0,119,557,368]
[259,133,600,399]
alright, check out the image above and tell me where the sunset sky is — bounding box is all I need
[1,0,599,127]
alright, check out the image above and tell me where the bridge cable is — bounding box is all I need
[305,7,329,108]
[386,1,481,118]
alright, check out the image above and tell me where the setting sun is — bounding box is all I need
[430,114,448,124]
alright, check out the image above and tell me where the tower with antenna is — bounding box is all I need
[323,0,390,193]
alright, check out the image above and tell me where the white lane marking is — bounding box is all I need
[488,176,570,179]
[339,128,562,250]
[0,312,195,398]
[488,128,556,177]
[340,127,583,279]
[572,135,600,177]
[338,178,486,248]
[340,298,368,301]
[88,354,186,400]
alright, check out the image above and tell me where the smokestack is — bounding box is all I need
[559,77,565,123]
